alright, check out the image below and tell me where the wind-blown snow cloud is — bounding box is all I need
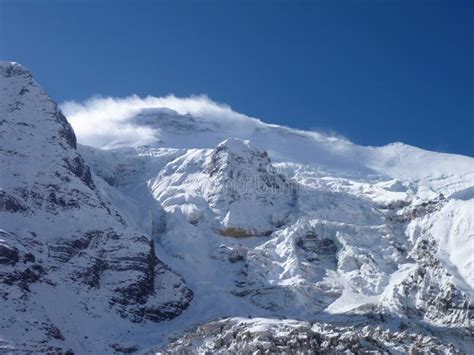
[61,94,264,149]
[61,94,349,151]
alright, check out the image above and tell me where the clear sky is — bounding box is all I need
[1,0,473,156]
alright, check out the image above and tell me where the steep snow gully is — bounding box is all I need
[1,62,473,353]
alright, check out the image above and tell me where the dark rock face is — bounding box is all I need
[0,233,44,294]
[46,230,193,323]
[98,234,193,323]
[111,343,139,353]
[0,190,27,213]
[63,156,95,189]
[384,197,445,224]
[116,255,194,323]
[44,325,65,341]
[0,241,19,265]
[55,107,77,149]
[296,231,337,263]
[2,264,45,290]
[48,232,98,263]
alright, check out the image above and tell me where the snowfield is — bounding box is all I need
[1,61,473,353]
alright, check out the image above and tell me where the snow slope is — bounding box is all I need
[72,92,473,352]
[1,62,473,353]
[63,98,474,197]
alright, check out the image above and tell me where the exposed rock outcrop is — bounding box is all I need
[157,318,467,354]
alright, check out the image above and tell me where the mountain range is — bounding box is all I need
[0,61,472,354]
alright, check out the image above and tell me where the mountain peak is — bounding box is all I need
[0,63,192,352]
[0,61,31,78]
[216,138,253,155]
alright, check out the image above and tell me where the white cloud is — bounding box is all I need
[61,93,349,151]
[61,94,264,149]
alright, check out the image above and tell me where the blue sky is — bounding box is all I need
[1,0,472,156]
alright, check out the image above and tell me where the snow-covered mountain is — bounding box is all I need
[1,62,473,354]
[0,62,192,353]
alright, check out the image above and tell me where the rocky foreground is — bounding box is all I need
[157,318,465,354]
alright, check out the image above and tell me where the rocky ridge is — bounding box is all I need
[0,62,192,353]
[158,317,465,354]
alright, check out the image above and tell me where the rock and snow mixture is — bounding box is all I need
[0,62,192,353]
[0,62,473,353]
[156,317,463,354]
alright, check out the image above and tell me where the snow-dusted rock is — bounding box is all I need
[149,138,296,237]
[156,317,466,354]
[0,62,192,353]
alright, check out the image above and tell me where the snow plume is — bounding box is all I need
[61,94,264,149]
